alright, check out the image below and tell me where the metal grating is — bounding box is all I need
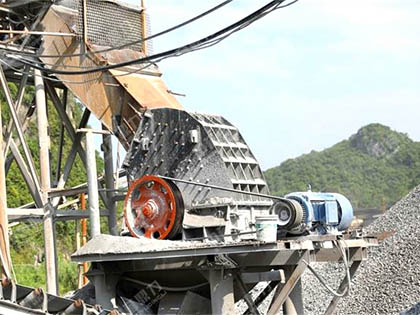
[76,0,145,52]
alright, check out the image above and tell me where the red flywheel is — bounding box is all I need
[124,175,184,239]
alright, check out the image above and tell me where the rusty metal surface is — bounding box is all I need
[110,69,183,110]
[39,5,183,149]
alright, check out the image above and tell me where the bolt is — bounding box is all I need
[142,200,158,219]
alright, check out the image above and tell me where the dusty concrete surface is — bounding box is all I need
[72,234,201,257]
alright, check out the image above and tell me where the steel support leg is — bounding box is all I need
[35,69,58,295]
[209,269,235,315]
[268,257,307,315]
[46,85,109,207]
[283,271,304,315]
[85,131,101,237]
[9,139,43,207]
[86,268,119,310]
[0,77,10,280]
[52,109,90,207]
[102,127,117,235]
[0,65,41,194]
[324,260,362,315]
[235,273,260,315]
[55,88,67,186]
[3,67,29,158]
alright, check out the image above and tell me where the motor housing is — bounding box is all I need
[284,191,354,235]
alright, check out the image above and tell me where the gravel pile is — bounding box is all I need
[401,303,420,315]
[302,185,420,315]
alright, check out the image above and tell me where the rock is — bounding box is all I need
[301,185,420,315]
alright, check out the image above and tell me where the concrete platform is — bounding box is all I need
[71,234,378,265]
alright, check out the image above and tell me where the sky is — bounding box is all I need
[118,0,420,170]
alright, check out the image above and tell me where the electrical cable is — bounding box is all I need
[5,0,294,76]
[122,276,208,292]
[0,57,159,84]
[302,239,351,298]
[0,0,234,59]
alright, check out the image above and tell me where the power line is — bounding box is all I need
[0,0,234,59]
[0,57,159,85]
[7,0,297,76]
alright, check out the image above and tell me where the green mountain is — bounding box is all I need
[1,83,104,293]
[264,124,420,210]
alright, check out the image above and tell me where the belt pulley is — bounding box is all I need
[270,199,304,231]
[124,175,184,240]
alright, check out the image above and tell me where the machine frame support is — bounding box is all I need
[84,130,101,237]
[102,126,118,235]
[268,255,307,315]
[324,260,362,315]
[0,71,9,280]
[35,69,58,295]
[51,108,90,207]
[86,267,119,310]
[208,269,236,315]
[3,67,29,159]
[0,65,41,195]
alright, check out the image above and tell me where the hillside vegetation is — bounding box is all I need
[1,83,103,293]
[265,124,420,209]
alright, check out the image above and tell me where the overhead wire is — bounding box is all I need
[5,0,298,76]
[0,0,234,59]
[0,57,160,85]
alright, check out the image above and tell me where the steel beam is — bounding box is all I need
[208,269,235,315]
[52,109,90,207]
[35,69,58,295]
[268,256,307,315]
[0,73,10,280]
[9,139,43,207]
[235,273,260,315]
[324,260,362,315]
[5,105,33,175]
[283,277,303,315]
[3,67,29,158]
[0,65,41,194]
[45,82,84,159]
[55,88,67,186]
[244,281,280,315]
[85,131,101,237]
[46,86,109,207]
[102,126,118,235]
[86,268,119,310]
[241,270,285,284]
